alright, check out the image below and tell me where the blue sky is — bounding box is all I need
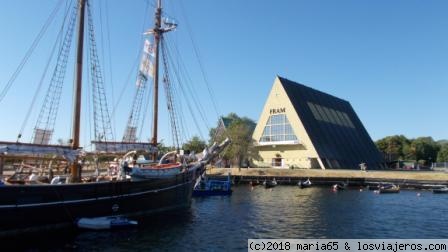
[0,0,447,148]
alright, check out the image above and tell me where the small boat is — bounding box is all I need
[263,178,277,188]
[77,216,138,230]
[377,184,400,193]
[192,173,232,197]
[433,187,448,194]
[332,182,347,191]
[298,178,312,188]
[367,183,394,191]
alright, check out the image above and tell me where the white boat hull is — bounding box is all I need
[77,216,138,230]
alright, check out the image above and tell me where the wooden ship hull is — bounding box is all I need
[0,165,202,237]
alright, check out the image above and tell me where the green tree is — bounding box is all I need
[437,144,448,162]
[157,140,176,153]
[182,136,207,154]
[410,137,439,164]
[402,143,416,160]
[375,135,410,161]
[209,113,257,167]
[375,135,447,166]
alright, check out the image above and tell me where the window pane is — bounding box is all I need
[262,126,270,136]
[272,135,283,141]
[259,114,298,143]
[285,124,293,134]
[260,136,270,142]
[271,115,278,124]
[285,134,297,140]
[307,102,322,121]
[271,125,282,135]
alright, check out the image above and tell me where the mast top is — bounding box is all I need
[143,0,177,36]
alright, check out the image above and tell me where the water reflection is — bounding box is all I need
[10,185,448,251]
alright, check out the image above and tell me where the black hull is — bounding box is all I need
[0,167,203,237]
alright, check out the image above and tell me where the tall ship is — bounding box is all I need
[0,0,229,237]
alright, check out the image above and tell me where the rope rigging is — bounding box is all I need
[99,0,116,138]
[0,0,65,105]
[123,39,153,142]
[163,38,209,141]
[138,85,153,142]
[123,74,149,142]
[86,1,114,143]
[111,1,153,142]
[178,0,222,120]
[156,2,224,144]
[32,1,78,145]
[21,0,224,151]
[17,2,74,142]
[161,37,181,150]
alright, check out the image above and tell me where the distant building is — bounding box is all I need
[210,117,234,168]
[251,76,385,169]
[213,117,233,140]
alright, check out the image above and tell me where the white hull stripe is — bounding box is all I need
[0,180,192,209]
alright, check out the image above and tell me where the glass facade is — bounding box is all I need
[260,114,298,143]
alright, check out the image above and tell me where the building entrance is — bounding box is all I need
[272,157,283,167]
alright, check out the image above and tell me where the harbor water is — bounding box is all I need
[15,185,448,251]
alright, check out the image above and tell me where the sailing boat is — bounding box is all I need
[0,0,229,237]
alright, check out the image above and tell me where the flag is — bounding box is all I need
[143,39,154,57]
[139,54,154,79]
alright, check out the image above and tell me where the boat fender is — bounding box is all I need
[28,173,39,181]
[50,176,64,184]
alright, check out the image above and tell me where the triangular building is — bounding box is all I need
[252,76,385,169]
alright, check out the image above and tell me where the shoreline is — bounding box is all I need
[207,167,448,188]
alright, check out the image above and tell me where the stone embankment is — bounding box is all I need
[206,167,448,188]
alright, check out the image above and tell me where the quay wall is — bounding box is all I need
[207,168,448,188]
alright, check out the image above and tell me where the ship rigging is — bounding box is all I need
[0,0,229,238]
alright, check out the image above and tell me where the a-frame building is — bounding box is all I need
[252,76,384,169]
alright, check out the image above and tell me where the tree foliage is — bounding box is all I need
[182,136,207,154]
[209,113,257,167]
[410,137,439,163]
[375,135,409,160]
[437,144,448,162]
[376,135,442,165]
[157,141,176,154]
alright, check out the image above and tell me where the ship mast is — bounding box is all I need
[151,0,162,161]
[148,0,176,160]
[70,0,86,182]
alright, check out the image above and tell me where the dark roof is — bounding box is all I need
[278,76,384,169]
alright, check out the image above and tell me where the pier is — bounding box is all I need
[207,168,448,189]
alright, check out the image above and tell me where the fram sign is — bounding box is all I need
[270,108,285,114]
